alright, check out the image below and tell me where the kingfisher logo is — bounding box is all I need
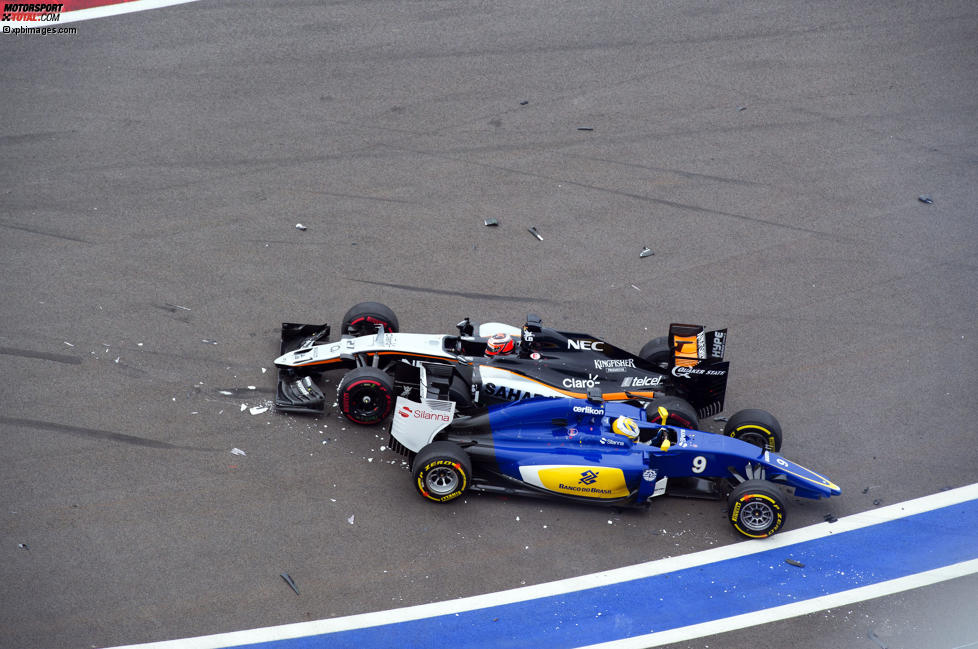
[578,470,599,485]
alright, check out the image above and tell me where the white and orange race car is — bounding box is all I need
[272,302,757,445]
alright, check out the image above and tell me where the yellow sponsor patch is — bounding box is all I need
[531,466,630,499]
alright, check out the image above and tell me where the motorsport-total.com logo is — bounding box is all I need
[2,3,63,20]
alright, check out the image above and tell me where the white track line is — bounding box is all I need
[56,0,200,24]
[106,483,978,649]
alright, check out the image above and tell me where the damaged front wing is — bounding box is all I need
[274,322,330,413]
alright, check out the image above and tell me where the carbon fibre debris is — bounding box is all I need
[281,573,300,596]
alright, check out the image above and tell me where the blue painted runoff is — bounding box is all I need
[236,499,978,649]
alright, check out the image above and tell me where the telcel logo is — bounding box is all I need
[622,375,662,388]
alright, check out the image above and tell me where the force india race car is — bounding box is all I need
[389,395,840,538]
[274,302,740,439]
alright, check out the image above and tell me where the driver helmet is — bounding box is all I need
[486,332,515,356]
[612,416,640,440]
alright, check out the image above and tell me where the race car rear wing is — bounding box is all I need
[668,324,726,367]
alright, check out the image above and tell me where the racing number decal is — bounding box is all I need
[691,456,707,473]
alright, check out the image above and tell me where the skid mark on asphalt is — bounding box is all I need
[0,346,82,365]
[0,221,91,244]
[348,278,559,304]
[0,416,218,451]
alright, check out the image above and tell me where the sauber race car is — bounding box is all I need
[274,301,732,437]
[389,396,839,538]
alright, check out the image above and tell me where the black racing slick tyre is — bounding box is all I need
[338,367,395,425]
[411,442,472,503]
[723,409,783,452]
[341,302,399,337]
[645,396,699,431]
[639,336,670,371]
[728,480,787,538]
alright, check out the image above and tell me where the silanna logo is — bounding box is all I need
[2,3,63,21]
[399,404,450,422]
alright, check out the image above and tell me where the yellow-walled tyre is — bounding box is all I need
[723,409,783,451]
[728,480,787,538]
[411,442,472,503]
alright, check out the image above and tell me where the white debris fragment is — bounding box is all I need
[608,520,614,525]
[219,390,233,396]
[240,404,247,411]
[64,341,74,347]
[348,515,355,525]
[295,223,307,231]
[247,385,256,390]
[261,368,267,374]
[114,357,120,363]
[231,448,247,456]
[249,406,268,415]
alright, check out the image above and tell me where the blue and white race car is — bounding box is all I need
[388,395,840,538]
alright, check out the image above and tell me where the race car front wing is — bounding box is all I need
[274,322,331,413]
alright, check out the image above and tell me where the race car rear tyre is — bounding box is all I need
[411,442,472,503]
[341,302,399,337]
[644,396,699,432]
[639,336,670,370]
[338,367,395,425]
[723,408,783,452]
[728,480,787,538]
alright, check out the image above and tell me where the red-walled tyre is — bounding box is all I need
[338,367,395,425]
[644,395,700,432]
[341,302,399,337]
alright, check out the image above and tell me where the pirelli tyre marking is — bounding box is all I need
[729,480,786,538]
[412,442,471,503]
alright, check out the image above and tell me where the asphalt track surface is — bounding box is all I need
[1,2,976,648]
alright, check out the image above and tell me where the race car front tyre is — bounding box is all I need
[341,302,399,337]
[723,408,783,452]
[639,336,670,370]
[644,396,699,432]
[338,367,395,425]
[411,442,471,503]
[728,480,787,538]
